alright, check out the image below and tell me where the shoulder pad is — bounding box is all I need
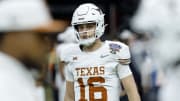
[56,43,80,62]
[106,41,131,64]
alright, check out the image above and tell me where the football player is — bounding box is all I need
[63,3,141,101]
[0,0,61,101]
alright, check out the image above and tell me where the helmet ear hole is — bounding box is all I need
[76,36,79,40]
[76,33,80,40]
[96,23,98,26]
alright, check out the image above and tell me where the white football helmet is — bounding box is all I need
[71,3,105,46]
[0,0,51,32]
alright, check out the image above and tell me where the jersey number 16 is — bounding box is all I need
[77,77,107,101]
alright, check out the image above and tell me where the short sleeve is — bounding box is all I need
[56,43,78,62]
[107,41,131,65]
[116,44,131,65]
[116,64,132,79]
[56,44,68,62]
[64,65,74,81]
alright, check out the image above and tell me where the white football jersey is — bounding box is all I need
[62,40,132,101]
[0,52,38,101]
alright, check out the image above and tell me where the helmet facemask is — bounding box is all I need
[74,22,98,46]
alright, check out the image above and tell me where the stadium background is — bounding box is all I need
[46,0,140,39]
[44,0,160,101]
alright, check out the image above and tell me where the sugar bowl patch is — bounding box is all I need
[109,43,121,54]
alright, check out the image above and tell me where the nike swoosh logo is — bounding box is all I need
[100,54,109,58]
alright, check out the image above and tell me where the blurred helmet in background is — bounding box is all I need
[0,0,54,32]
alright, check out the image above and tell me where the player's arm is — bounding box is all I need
[115,43,140,101]
[117,63,141,101]
[59,60,65,80]
[63,60,75,101]
[64,81,74,101]
[64,65,74,101]
[121,73,141,101]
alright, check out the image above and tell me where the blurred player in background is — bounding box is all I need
[63,3,141,101]
[132,0,180,101]
[0,0,62,101]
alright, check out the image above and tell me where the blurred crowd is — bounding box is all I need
[0,0,180,101]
